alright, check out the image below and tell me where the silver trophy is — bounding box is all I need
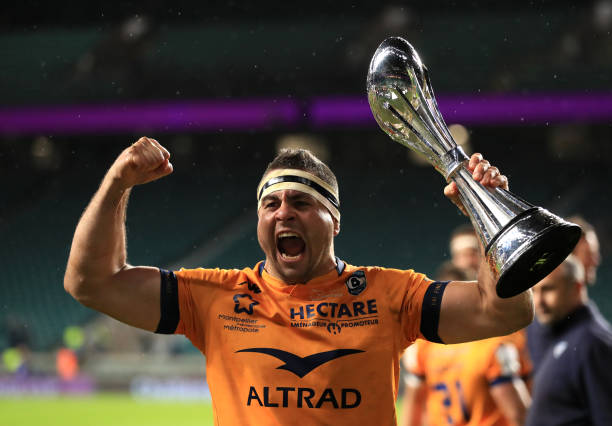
[367,37,581,298]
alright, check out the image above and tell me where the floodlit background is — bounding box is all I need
[1,1,611,424]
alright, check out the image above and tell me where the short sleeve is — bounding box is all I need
[392,268,434,345]
[403,341,425,376]
[171,268,224,354]
[402,342,426,386]
[486,342,521,387]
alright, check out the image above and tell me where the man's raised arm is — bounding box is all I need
[438,154,534,343]
[64,137,173,331]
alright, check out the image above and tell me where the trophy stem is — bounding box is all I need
[453,168,530,244]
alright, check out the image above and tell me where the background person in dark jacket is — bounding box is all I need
[526,255,612,426]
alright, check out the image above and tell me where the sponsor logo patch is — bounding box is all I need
[345,271,366,295]
[219,294,266,333]
[237,348,365,408]
[289,299,379,335]
[236,348,364,378]
[234,294,259,315]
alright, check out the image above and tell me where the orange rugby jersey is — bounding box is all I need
[157,260,446,426]
[403,332,531,426]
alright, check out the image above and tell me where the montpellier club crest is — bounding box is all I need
[345,271,366,296]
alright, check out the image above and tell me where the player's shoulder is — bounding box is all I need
[583,317,612,356]
[175,264,260,287]
[344,264,430,282]
[564,306,612,354]
[587,307,612,344]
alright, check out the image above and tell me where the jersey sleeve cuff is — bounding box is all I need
[420,281,449,344]
[489,376,515,387]
[155,269,180,334]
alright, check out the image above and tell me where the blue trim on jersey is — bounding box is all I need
[489,375,514,387]
[155,269,180,334]
[258,258,345,277]
[420,281,449,344]
[335,257,346,275]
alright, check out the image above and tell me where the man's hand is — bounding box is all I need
[438,153,533,344]
[110,137,173,189]
[443,153,509,216]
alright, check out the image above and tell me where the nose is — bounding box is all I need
[274,199,295,221]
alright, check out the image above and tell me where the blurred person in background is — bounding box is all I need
[526,215,603,372]
[2,316,31,378]
[568,215,601,287]
[526,255,612,426]
[400,234,531,426]
[64,137,534,425]
[448,224,482,281]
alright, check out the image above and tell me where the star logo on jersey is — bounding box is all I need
[236,348,364,378]
[345,271,366,296]
[234,294,259,315]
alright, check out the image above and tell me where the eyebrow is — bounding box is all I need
[261,192,315,203]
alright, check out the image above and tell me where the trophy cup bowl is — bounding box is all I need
[367,37,581,298]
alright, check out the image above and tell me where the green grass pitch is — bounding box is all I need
[0,394,215,426]
[1,394,405,425]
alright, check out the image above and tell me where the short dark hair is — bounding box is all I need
[262,148,339,196]
[449,223,476,244]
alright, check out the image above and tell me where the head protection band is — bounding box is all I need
[257,168,340,221]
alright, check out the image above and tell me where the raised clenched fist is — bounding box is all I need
[110,137,173,189]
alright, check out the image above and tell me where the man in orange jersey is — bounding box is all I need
[64,137,534,425]
[402,331,531,426]
[400,262,531,426]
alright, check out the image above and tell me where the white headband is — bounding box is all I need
[257,168,340,221]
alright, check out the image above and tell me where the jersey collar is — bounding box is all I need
[257,257,346,277]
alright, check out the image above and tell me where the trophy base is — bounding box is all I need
[486,207,582,299]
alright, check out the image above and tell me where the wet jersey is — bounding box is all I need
[160,260,445,426]
[404,331,531,426]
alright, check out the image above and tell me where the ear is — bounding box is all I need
[333,218,340,236]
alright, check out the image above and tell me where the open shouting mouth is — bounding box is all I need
[277,231,306,261]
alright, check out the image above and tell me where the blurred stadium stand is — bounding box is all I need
[1,1,611,365]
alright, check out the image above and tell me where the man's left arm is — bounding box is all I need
[487,341,531,426]
[490,381,530,426]
[438,154,534,343]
